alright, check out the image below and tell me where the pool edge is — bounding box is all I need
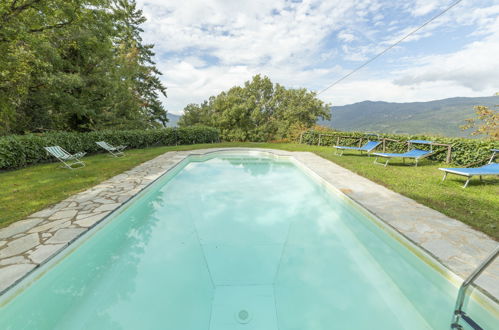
[1,147,497,318]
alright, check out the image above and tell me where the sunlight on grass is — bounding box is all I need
[1,142,497,240]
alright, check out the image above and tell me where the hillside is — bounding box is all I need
[166,113,180,127]
[319,96,499,137]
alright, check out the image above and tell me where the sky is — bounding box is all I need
[136,0,499,115]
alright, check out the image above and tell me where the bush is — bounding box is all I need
[300,130,498,166]
[0,127,219,169]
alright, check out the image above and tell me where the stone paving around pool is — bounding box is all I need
[0,148,498,303]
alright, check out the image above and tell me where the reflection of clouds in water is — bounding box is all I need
[224,158,272,177]
[155,156,353,249]
[93,196,213,328]
[4,153,443,329]
[0,154,364,329]
[274,198,434,330]
[161,158,327,247]
[1,194,164,329]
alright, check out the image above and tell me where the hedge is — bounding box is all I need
[0,126,219,169]
[300,130,498,167]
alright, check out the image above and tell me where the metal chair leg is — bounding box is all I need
[442,173,448,182]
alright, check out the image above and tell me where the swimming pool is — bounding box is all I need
[0,152,497,329]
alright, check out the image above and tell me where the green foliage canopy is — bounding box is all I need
[178,75,331,141]
[0,0,167,135]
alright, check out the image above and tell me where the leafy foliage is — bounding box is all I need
[0,127,219,169]
[301,130,499,166]
[0,0,167,135]
[461,105,498,139]
[178,75,331,141]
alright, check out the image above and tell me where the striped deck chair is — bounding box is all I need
[96,141,126,157]
[44,146,86,169]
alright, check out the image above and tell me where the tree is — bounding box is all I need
[178,101,214,127]
[0,0,167,135]
[461,105,498,139]
[112,0,168,128]
[179,75,331,141]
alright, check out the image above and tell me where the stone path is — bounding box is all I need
[0,148,497,303]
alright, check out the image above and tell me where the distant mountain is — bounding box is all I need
[165,113,180,127]
[319,96,499,137]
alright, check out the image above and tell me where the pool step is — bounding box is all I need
[450,246,498,330]
[451,311,483,330]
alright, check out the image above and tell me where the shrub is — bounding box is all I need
[0,127,219,169]
[300,130,498,166]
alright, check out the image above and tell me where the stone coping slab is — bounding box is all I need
[0,148,498,304]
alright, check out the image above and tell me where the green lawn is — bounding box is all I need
[1,142,498,240]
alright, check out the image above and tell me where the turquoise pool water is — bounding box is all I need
[0,153,497,329]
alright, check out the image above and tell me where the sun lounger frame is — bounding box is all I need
[96,141,127,157]
[334,134,381,156]
[373,140,435,167]
[44,146,86,169]
[440,149,498,188]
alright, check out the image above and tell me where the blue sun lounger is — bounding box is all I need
[334,140,381,156]
[334,134,381,156]
[439,149,499,188]
[373,140,434,167]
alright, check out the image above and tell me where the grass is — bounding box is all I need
[1,142,498,240]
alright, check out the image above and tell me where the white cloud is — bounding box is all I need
[136,0,499,114]
[409,0,444,17]
[320,78,497,106]
[140,0,358,67]
[158,57,347,111]
[338,31,357,42]
[394,19,499,91]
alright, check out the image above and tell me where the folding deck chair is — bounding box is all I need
[372,140,435,167]
[439,149,499,188]
[96,141,126,157]
[334,140,381,156]
[44,146,86,169]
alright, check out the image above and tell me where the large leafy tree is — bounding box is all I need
[0,0,167,135]
[179,75,331,141]
[111,0,167,128]
[0,0,85,133]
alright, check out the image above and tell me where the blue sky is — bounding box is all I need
[136,0,499,114]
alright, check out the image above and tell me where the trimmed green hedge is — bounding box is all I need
[300,130,498,166]
[0,126,219,169]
